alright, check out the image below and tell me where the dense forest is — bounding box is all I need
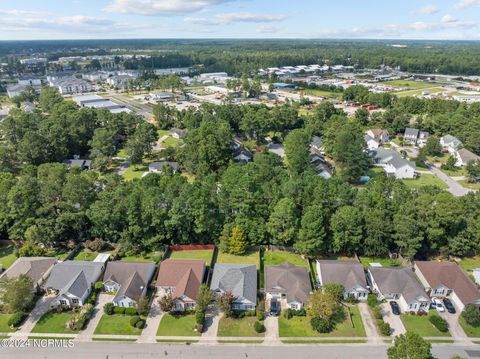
[1,87,480,261]
[3,39,480,76]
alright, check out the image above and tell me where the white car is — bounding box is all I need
[432,297,445,312]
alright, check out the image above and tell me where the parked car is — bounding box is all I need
[443,298,456,314]
[432,297,445,312]
[390,301,401,315]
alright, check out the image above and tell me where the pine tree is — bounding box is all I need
[228,225,247,255]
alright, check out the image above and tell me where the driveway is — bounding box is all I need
[11,295,56,338]
[264,315,279,345]
[357,303,380,343]
[200,307,221,343]
[138,294,163,343]
[428,165,473,197]
[380,302,405,336]
[440,311,471,343]
[116,161,130,175]
[75,293,112,342]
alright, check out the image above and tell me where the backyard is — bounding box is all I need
[402,174,449,190]
[32,312,78,334]
[74,249,115,261]
[0,244,16,270]
[400,313,451,337]
[94,314,143,336]
[168,249,214,265]
[217,316,264,337]
[120,251,163,263]
[278,306,366,338]
[458,257,480,272]
[156,314,201,337]
[359,256,401,268]
[216,249,260,268]
[263,250,307,267]
[122,163,150,181]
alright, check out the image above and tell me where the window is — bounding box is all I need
[72,298,79,304]
[60,300,67,306]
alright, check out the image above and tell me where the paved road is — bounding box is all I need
[428,164,473,197]
[0,341,476,359]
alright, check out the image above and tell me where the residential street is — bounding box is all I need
[428,164,473,197]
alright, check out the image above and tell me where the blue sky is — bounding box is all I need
[1,0,480,40]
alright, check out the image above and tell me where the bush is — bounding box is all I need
[257,310,265,321]
[283,309,292,319]
[94,282,104,292]
[104,303,114,315]
[85,238,105,252]
[18,242,45,257]
[113,306,126,315]
[345,295,357,304]
[367,294,377,308]
[8,312,25,328]
[462,304,480,327]
[244,310,256,317]
[195,310,205,325]
[372,307,383,320]
[378,321,392,336]
[254,321,265,333]
[86,291,98,305]
[196,323,204,333]
[429,314,449,332]
[135,319,145,329]
[130,316,141,327]
[124,308,138,316]
[310,317,332,333]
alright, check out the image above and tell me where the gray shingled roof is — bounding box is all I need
[149,161,180,172]
[404,128,419,139]
[210,264,257,304]
[369,266,428,304]
[317,260,367,292]
[0,257,56,284]
[265,263,312,304]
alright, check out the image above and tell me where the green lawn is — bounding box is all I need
[217,317,264,337]
[161,136,181,148]
[156,314,201,336]
[116,149,128,158]
[74,249,114,261]
[301,89,342,98]
[440,167,467,177]
[120,252,163,263]
[458,180,480,190]
[359,257,400,268]
[459,316,480,337]
[264,250,308,267]
[402,174,449,190]
[94,314,143,336]
[0,245,17,270]
[32,312,78,334]
[400,313,451,337]
[458,257,480,272]
[0,314,16,333]
[279,307,366,338]
[123,164,149,181]
[381,80,435,89]
[157,130,171,138]
[216,249,260,268]
[395,87,444,98]
[168,250,213,265]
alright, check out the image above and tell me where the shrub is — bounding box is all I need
[86,291,98,305]
[295,308,306,316]
[429,314,449,332]
[8,312,25,328]
[372,307,383,320]
[257,310,265,321]
[196,323,204,333]
[244,310,256,317]
[85,238,105,252]
[113,306,126,315]
[158,294,174,312]
[130,316,141,327]
[310,317,332,333]
[283,309,292,320]
[94,282,104,292]
[104,303,114,315]
[124,308,138,316]
[18,242,45,257]
[462,304,480,327]
[254,321,265,333]
[417,310,428,316]
[367,294,377,308]
[135,319,145,329]
[379,321,392,336]
[345,295,357,304]
[195,310,205,325]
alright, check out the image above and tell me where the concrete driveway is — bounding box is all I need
[380,302,405,336]
[264,315,279,344]
[440,311,470,343]
[75,293,112,342]
[11,294,56,338]
[358,303,380,343]
[138,293,163,343]
[428,165,473,197]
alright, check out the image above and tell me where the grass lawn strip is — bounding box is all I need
[400,313,451,337]
[157,314,201,337]
[263,250,307,267]
[74,250,114,261]
[168,250,213,264]
[0,314,16,333]
[402,174,449,190]
[459,316,480,337]
[32,312,78,334]
[359,257,400,268]
[281,339,368,344]
[0,245,16,270]
[217,317,264,337]
[216,249,260,268]
[94,314,143,336]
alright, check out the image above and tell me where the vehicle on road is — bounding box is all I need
[443,298,456,314]
[389,301,401,315]
[432,297,445,312]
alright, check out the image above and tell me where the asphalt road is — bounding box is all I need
[0,342,477,359]
[428,164,473,197]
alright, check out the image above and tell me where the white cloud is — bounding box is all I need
[104,0,236,15]
[416,4,440,14]
[454,0,480,10]
[185,12,287,26]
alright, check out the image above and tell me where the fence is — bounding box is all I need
[167,244,215,251]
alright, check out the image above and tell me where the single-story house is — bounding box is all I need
[317,260,369,301]
[156,259,205,312]
[265,263,312,310]
[148,161,180,174]
[414,261,480,311]
[455,148,480,167]
[440,135,463,154]
[63,159,92,170]
[45,261,105,307]
[310,155,332,179]
[210,264,257,311]
[102,261,156,308]
[171,128,186,139]
[368,266,430,313]
[0,257,57,291]
[372,148,416,179]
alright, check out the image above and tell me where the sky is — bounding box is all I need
[1,0,480,40]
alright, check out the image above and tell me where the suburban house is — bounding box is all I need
[148,161,180,174]
[171,128,186,139]
[316,260,369,301]
[368,266,430,313]
[440,135,463,154]
[404,128,420,144]
[310,136,325,154]
[365,128,390,149]
[310,154,333,179]
[44,261,105,307]
[0,257,57,291]
[265,263,312,310]
[63,159,92,170]
[210,264,257,311]
[414,261,480,311]
[365,134,381,151]
[156,259,205,312]
[455,148,480,167]
[417,131,430,147]
[102,261,156,308]
[372,148,416,179]
[0,107,9,121]
[233,148,253,164]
